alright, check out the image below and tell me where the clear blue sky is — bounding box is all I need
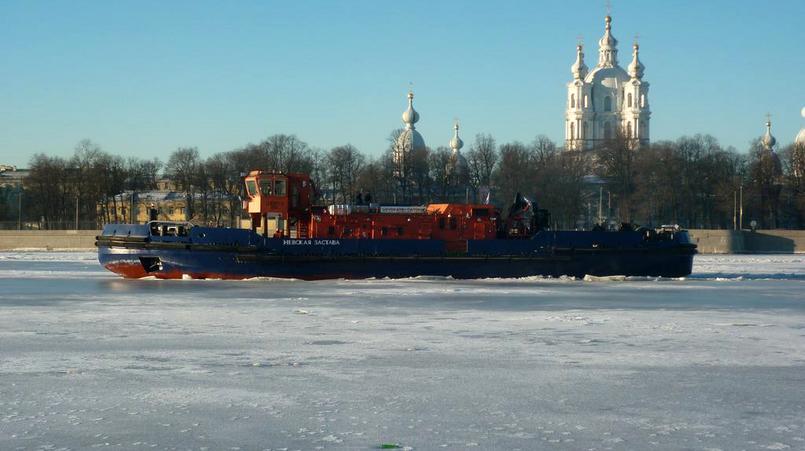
[1,0,803,168]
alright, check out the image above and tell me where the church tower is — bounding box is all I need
[393,90,426,177]
[565,15,650,150]
[446,121,470,202]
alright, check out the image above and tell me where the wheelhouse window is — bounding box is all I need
[274,179,286,196]
[246,180,257,197]
[259,179,272,196]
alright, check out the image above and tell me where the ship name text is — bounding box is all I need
[282,239,341,246]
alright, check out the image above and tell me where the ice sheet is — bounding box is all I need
[1,252,804,450]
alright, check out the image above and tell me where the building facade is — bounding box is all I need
[565,15,650,150]
[103,190,241,227]
[0,166,29,188]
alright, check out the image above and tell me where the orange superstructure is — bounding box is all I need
[243,170,500,240]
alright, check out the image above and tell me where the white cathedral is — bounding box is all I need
[565,15,650,150]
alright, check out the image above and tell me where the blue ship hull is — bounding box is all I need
[96,224,696,280]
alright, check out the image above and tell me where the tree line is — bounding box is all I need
[1,131,803,230]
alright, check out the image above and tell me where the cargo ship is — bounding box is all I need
[96,170,697,280]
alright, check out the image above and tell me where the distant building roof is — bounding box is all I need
[0,168,29,187]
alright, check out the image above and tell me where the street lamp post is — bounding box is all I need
[739,184,744,230]
[733,190,737,230]
[597,186,603,225]
[75,193,79,230]
[17,188,22,231]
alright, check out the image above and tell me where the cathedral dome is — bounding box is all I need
[570,44,588,80]
[393,90,426,172]
[760,120,782,179]
[585,65,629,87]
[447,149,468,175]
[397,128,426,153]
[598,15,618,49]
[393,128,426,175]
[797,107,805,146]
[627,42,645,79]
[396,90,425,153]
[445,122,469,185]
[447,122,468,177]
[597,15,619,68]
[797,129,805,146]
[401,91,419,126]
[762,120,777,150]
[449,122,464,151]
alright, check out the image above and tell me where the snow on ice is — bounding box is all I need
[0,252,803,450]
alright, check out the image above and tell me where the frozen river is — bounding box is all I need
[1,253,804,450]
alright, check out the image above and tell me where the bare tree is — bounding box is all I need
[428,146,452,201]
[387,128,411,203]
[70,139,108,227]
[529,139,587,229]
[746,138,783,228]
[165,147,201,220]
[595,132,637,223]
[782,142,805,227]
[326,144,365,203]
[532,135,557,165]
[409,147,431,203]
[25,154,68,229]
[467,133,497,190]
[205,153,239,226]
[357,156,397,204]
[494,141,532,205]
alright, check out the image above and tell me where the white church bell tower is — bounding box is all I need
[565,15,651,150]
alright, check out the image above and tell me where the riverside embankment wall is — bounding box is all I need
[0,230,100,250]
[688,229,805,254]
[0,229,803,253]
